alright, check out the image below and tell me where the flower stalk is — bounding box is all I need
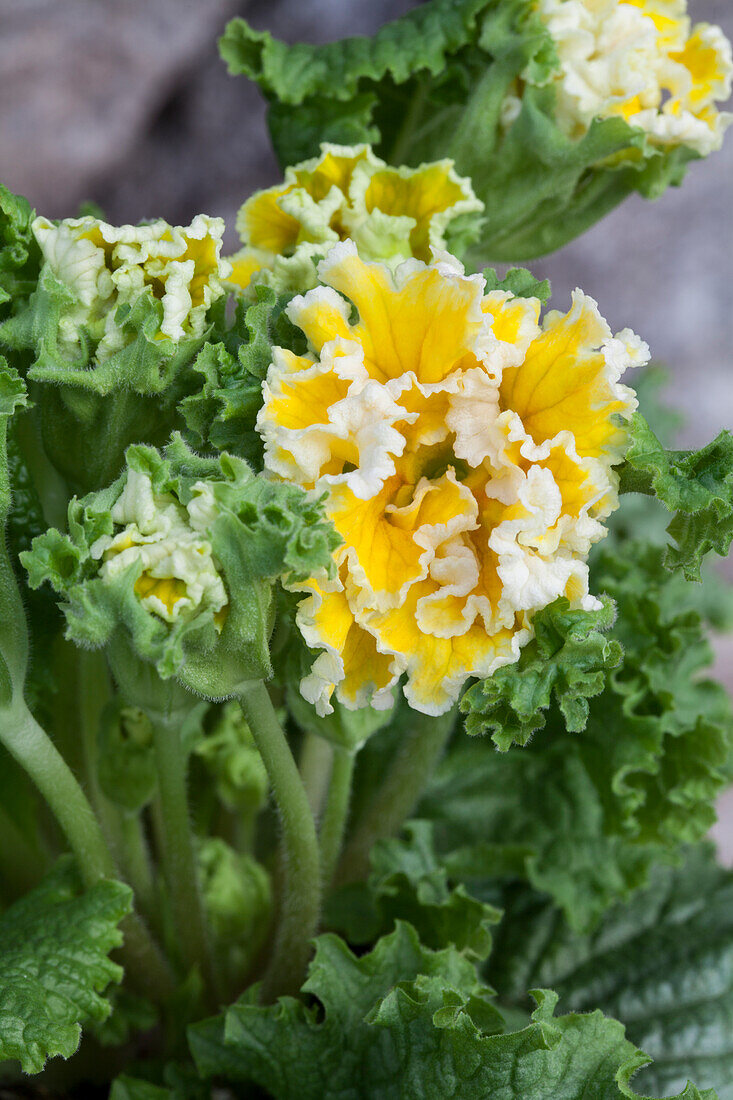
[239,680,321,1002]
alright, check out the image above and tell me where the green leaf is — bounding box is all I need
[190,921,713,1099]
[490,846,733,1099]
[0,184,41,322]
[219,1,493,105]
[326,820,501,958]
[619,414,733,579]
[110,1078,172,1100]
[221,0,690,261]
[461,596,621,747]
[181,286,304,470]
[0,858,131,1075]
[422,541,732,929]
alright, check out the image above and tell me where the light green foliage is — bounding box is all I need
[620,414,733,579]
[0,185,40,322]
[461,596,622,747]
[190,921,712,1099]
[421,540,732,928]
[181,286,304,470]
[22,437,340,698]
[220,0,691,262]
[490,846,733,1099]
[0,858,131,1075]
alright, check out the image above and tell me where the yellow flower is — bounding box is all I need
[257,243,648,716]
[530,0,732,155]
[226,143,483,295]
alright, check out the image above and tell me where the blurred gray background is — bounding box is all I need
[1,0,732,838]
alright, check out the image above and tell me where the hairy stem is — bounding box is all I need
[318,746,356,895]
[0,700,173,998]
[336,709,456,885]
[239,681,320,1002]
[151,706,216,1002]
[299,731,334,822]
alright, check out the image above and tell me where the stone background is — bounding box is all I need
[1,0,732,841]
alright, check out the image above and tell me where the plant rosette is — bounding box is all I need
[0,214,232,491]
[22,437,340,706]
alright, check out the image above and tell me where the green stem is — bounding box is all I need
[0,700,173,999]
[299,731,333,822]
[14,405,70,530]
[118,813,157,932]
[151,706,216,1000]
[0,701,116,883]
[239,681,320,1002]
[318,747,355,894]
[336,709,456,886]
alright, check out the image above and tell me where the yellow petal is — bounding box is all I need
[499,291,632,461]
[237,185,300,253]
[364,163,474,261]
[318,242,484,384]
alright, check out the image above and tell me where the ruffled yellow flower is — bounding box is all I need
[33,214,231,361]
[227,143,482,295]
[257,242,648,716]
[527,0,732,155]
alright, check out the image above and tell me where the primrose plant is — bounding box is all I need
[0,1,732,1098]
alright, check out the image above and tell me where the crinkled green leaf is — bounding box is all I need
[619,414,733,579]
[190,921,713,1099]
[423,541,732,928]
[221,0,691,261]
[181,286,304,470]
[0,858,131,1075]
[220,0,493,105]
[490,846,733,1099]
[461,597,621,747]
[326,820,501,959]
[482,266,551,303]
[0,184,41,321]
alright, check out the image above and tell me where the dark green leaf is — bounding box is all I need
[326,820,501,958]
[0,858,131,1075]
[423,541,732,928]
[490,846,733,1099]
[191,921,714,1099]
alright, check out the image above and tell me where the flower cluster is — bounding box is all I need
[90,467,228,628]
[227,143,482,295]
[257,242,648,716]
[33,214,231,360]
[520,0,732,155]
